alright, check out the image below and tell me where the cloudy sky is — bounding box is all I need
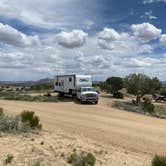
[0,0,166,81]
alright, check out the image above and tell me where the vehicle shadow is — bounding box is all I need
[56,95,97,105]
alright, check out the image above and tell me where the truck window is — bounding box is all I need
[69,77,72,82]
[82,87,93,92]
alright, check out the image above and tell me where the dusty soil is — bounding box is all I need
[0,95,166,165]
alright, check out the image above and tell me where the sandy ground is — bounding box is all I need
[0,96,166,165]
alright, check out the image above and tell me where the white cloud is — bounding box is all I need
[115,58,152,68]
[0,0,97,30]
[97,27,153,54]
[143,0,166,4]
[98,27,122,41]
[114,57,162,69]
[141,11,157,20]
[160,34,166,45]
[0,0,63,29]
[0,0,19,18]
[0,23,40,47]
[75,52,111,74]
[131,23,161,41]
[97,27,129,50]
[56,30,88,48]
[0,20,165,81]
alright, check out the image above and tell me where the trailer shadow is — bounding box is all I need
[57,95,96,105]
[57,95,75,103]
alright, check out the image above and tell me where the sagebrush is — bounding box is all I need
[0,110,42,133]
[142,99,155,113]
[20,111,42,129]
[67,152,96,166]
[152,155,166,166]
[4,154,14,164]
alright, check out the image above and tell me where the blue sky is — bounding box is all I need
[0,0,166,81]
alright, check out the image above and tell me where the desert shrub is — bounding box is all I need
[0,114,31,133]
[152,155,166,166]
[20,111,42,129]
[112,101,142,113]
[0,111,42,133]
[67,152,77,164]
[4,154,14,164]
[16,88,19,91]
[67,152,96,166]
[113,91,124,99]
[82,153,96,166]
[0,91,58,102]
[160,88,166,96]
[30,83,52,91]
[33,160,41,166]
[0,107,3,116]
[0,115,20,133]
[142,98,155,113]
[6,88,13,92]
[43,92,51,97]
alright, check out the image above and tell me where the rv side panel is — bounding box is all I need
[54,75,76,94]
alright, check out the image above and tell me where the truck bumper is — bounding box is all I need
[81,98,98,102]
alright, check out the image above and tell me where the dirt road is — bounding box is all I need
[0,97,166,163]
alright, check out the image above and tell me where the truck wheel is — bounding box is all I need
[94,101,98,104]
[77,98,80,102]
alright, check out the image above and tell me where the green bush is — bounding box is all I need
[30,83,52,91]
[152,155,166,166]
[160,88,166,96]
[82,153,96,166]
[143,99,155,113]
[67,152,78,164]
[113,91,124,99]
[4,154,14,164]
[20,111,42,129]
[33,160,41,166]
[67,152,96,166]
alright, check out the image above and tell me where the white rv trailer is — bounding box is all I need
[54,75,99,104]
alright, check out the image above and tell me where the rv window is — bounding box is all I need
[59,82,61,86]
[79,78,89,82]
[55,82,58,86]
[69,77,72,82]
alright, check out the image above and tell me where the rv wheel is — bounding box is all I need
[80,101,84,104]
[58,93,64,97]
[94,101,98,104]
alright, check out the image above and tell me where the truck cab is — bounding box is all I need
[77,87,99,104]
